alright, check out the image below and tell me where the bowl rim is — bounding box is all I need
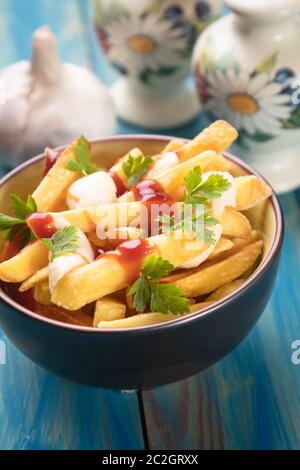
[0,134,284,335]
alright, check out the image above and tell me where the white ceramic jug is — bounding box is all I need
[193,0,300,193]
[94,0,222,129]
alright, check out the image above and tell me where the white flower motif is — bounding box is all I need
[106,12,188,76]
[205,69,291,136]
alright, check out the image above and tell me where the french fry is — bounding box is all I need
[175,120,238,161]
[32,139,81,212]
[59,202,142,232]
[0,241,48,283]
[162,139,185,153]
[207,237,234,260]
[93,297,126,327]
[19,266,49,292]
[33,281,52,305]
[97,301,212,329]
[106,227,143,247]
[51,231,213,310]
[220,208,251,239]
[175,241,263,297]
[234,176,272,211]
[109,148,144,189]
[119,151,230,202]
[206,279,245,301]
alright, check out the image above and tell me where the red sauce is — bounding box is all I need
[104,239,153,284]
[132,179,175,237]
[109,171,127,197]
[26,213,57,239]
[44,148,60,175]
[0,229,25,262]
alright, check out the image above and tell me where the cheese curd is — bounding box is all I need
[180,224,223,269]
[203,171,236,218]
[147,152,179,178]
[66,171,117,209]
[48,215,94,293]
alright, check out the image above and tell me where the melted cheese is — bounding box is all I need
[66,171,117,209]
[180,224,223,269]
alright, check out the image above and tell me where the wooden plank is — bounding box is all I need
[0,0,144,451]
[142,192,300,450]
[0,338,144,450]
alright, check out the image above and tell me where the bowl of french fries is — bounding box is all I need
[0,121,283,389]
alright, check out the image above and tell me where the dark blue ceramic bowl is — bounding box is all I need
[0,136,284,390]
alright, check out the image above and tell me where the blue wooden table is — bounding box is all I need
[0,0,300,450]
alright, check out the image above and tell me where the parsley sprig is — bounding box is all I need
[129,256,189,315]
[65,135,99,176]
[122,152,153,186]
[184,166,231,206]
[42,225,80,261]
[158,212,218,245]
[0,194,37,246]
[159,166,230,244]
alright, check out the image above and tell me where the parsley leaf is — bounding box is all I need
[65,135,99,176]
[122,152,153,186]
[197,174,231,200]
[10,194,37,219]
[129,255,189,315]
[0,214,24,231]
[150,283,190,315]
[128,276,150,313]
[42,225,80,261]
[161,166,231,244]
[142,256,174,281]
[158,210,219,245]
[0,194,38,254]
[184,166,231,203]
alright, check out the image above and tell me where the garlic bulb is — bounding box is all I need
[0,26,116,167]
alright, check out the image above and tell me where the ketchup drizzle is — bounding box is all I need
[104,239,153,284]
[44,149,60,175]
[109,171,127,197]
[26,213,57,239]
[132,179,175,237]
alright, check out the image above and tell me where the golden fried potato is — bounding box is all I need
[51,231,212,310]
[220,208,251,239]
[234,176,272,211]
[176,120,238,161]
[97,301,212,329]
[207,237,234,260]
[0,241,48,283]
[33,281,52,305]
[175,241,263,297]
[19,266,49,292]
[206,279,245,301]
[162,139,186,153]
[93,297,126,327]
[119,151,230,202]
[32,139,81,212]
[109,148,143,188]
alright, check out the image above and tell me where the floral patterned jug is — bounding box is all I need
[193,0,300,193]
[94,0,222,129]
